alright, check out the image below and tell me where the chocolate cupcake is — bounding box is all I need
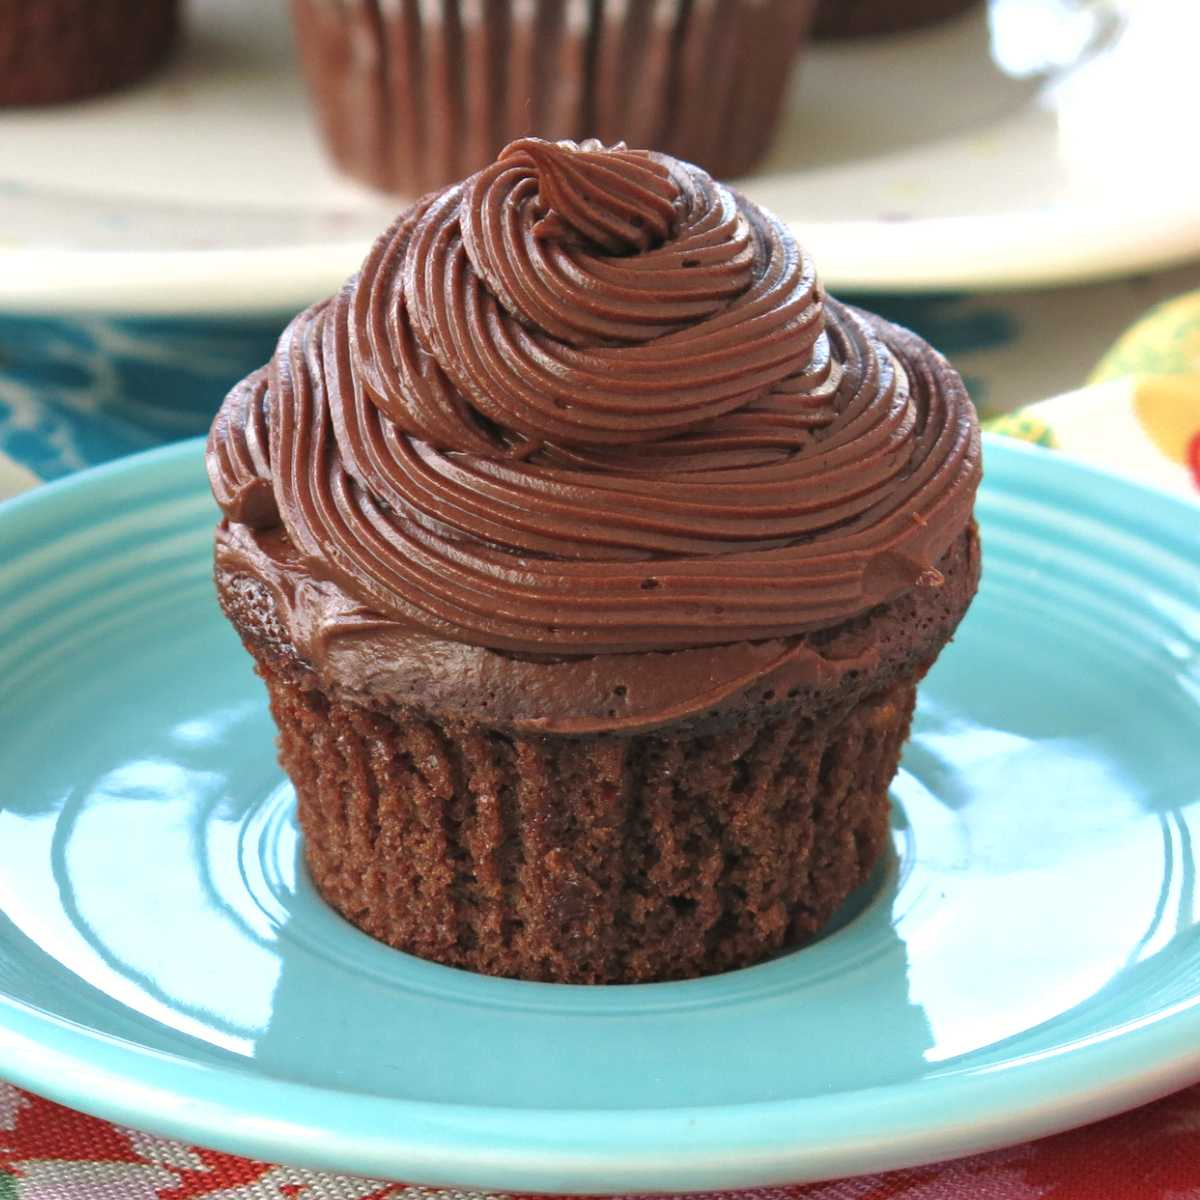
[0,0,179,106]
[814,0,979,39]
[289,0,815,196]
[207,139,981,984]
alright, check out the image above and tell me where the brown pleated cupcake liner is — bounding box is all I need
[290,0,816,196]
[813,0,979,39]
[248,640,915,985]
[0,0,180,106]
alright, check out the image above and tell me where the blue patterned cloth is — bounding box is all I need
[0,313,285,481]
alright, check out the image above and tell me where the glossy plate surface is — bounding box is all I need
[1,0,1197,313]
[0,436,1199,1190]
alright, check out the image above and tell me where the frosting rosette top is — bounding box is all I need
[208,139,980,659]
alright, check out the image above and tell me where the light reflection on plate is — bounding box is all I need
[0,434,1198,1190]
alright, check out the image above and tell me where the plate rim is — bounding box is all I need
[0,992,1197,1191]
[1,434,1199,1191]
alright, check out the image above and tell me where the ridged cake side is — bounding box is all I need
[252,640,912,984]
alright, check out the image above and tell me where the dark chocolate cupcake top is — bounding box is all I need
[209,139,980,663]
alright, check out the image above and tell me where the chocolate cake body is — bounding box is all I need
[290,0,815,195]
[207,139,982,984]
[218,523,979,983]
[0,0,179,106]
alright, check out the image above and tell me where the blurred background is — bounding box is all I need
[0,0,1197,487]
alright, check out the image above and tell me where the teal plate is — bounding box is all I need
[1,435,1199,1192]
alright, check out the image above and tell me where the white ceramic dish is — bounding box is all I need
[0,0,1196,315]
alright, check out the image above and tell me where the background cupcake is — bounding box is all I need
[289,0,816,196]
[0,0,180,106]
[814,0,980,39]
[207,139,981,984]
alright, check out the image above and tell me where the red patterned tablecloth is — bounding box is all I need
[1,1079,1199,1199]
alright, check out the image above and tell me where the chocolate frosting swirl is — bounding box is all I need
[208,139,980,658]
